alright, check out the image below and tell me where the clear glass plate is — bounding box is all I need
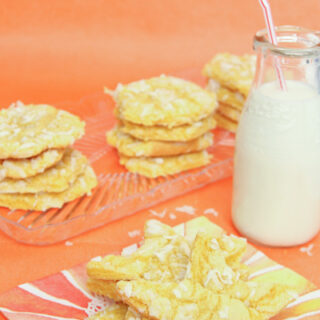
[0,78,235,245]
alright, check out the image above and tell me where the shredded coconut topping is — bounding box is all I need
[175,205,196,215]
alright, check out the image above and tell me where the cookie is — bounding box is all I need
[87,220,190,282]
[106,75,217,127]
[143,219,181,239]
[119,150,212,178]
[107,126,213,157]
[0,165,97,211]
[217,87,245,110]
[0,149,65,181]
[87,278,122,302]
[241,281,299,319]
[186,233,297,319]
[117,279,258,320]
[87,303,128,320]
[0,148,87,194]
[185,233,248,294]
[120,116,216,142]
[203,53,256,96]
[206,81,245,110]
[86,219,300,320]
[218,104,241,122]
[0,102,85,159]
[214,112,238,133]
[125,308,147,320]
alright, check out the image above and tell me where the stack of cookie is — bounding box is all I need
[203,53,256,132]
[106,75,218,178]
[86,219,299,320]
[0,102,97,211]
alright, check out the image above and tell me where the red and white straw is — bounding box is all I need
[258,0,287,90]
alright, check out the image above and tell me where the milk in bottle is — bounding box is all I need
[232,26,320,246]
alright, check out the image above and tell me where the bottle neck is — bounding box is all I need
[252,48,320,94]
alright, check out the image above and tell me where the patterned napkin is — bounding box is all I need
[0,217,319,320]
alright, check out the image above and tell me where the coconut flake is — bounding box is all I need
[175,205,195,215]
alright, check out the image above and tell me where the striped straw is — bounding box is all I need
[258,0,287,90]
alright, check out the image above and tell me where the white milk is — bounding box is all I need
[232,80,320,246]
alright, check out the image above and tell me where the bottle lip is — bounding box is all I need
[254,25,320,58]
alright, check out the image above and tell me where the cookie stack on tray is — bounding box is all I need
[106,75,218,178]
[0,102,97,211]
[203,53,256,133]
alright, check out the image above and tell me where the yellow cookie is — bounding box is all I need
[214,112,238,133]
[242,281,299,319]
[186,233,248,292]
[125,308,148,320]
[0,165,97,211]
[107,126,213,157]
[87,303,128,320]
[87,220,190,282]
[218,104,241,122]
[106,75,217,127]
[187,233,298,319]
[87,220,189,306]
[208,276,298,319]
[207,81,245,110]
[117,279,259,320]
[0,149,65,181]
[143,218,181,239]
[217,87,245,110]
[0,102,85,159]
[87,278,122,302]
[119,150,212,178]
[120,116,216,142]
[203,53,256,96]
[0,148,87,194]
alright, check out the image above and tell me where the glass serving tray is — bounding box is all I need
[0,80,235,245]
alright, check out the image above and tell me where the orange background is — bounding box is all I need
[1,0,320,106]
[1,0,320,297]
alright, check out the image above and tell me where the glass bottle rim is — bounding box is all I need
[254,25,320,58]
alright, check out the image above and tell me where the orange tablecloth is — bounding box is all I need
[1,0,320,297]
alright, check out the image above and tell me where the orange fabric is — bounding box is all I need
[1,0,320,295]
[1,176,319,294]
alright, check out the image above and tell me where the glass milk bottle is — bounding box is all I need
[232,26,320,246]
